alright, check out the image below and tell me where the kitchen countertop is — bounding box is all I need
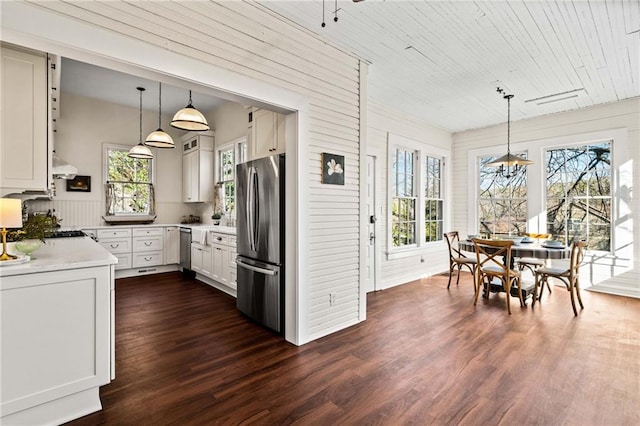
[0,237,118,277]
[81,223,237,235]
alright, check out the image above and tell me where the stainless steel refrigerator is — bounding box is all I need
[236,154,285,334]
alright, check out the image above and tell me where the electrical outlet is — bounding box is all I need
[420,256,425,263]
[329,293,337,306]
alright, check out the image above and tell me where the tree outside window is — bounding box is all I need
[106,147,153,215]
[546,141,611,251]
[478,154,528,236]
[425,155,443,242]
[391,148,416,247]
[219,146,235,214]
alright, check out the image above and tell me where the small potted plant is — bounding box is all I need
[212,213,222,225]
[7,215,55,258]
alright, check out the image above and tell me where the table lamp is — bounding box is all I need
[0,198,23,261]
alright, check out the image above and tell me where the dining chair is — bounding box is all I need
[517,232,553,294]
[532,240,587,316]
[444,231,477,289]
[472,238,524,314]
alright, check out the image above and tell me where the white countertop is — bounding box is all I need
[81,223,237,235]
[0,237,118,277]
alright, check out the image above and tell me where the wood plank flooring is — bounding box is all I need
[66,272,640,425]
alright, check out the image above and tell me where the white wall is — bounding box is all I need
[368,102,454,289]
[453,98,640,298]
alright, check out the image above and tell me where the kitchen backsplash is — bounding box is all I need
[26,200,201,227]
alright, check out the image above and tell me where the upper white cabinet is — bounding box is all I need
[248,108,285,160]
[182,132,214,203]
[0,45,49,195]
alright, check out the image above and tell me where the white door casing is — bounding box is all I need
[365,155,378,293]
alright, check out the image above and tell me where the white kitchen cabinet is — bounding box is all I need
[249,108,286,160]
[165,226,180,264]
[182,132,214,203]
[132,227,163,268]
[209,231,237,289]
[98,228,132,270]
[191,242,212,277]
[0,46,49,195]
[1,265,113,425]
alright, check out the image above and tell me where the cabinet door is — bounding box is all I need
[211,244,229,285]
[1,47,48,193]
[164,227,180,265]
[183,151,197,202]
[201,245,213,277]
[190,244,203,272]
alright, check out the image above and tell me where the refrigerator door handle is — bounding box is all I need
[236,258,278,276]
[246,166,258,252]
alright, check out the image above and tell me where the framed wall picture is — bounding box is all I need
[66,175,91,192]
[322,153,345,185]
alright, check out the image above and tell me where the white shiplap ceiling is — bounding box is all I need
[258,0,640,132]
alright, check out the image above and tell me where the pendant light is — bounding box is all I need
[487,88,533,178]
[144,82,175,148]
[128,87,153,159]
[171,90,210,131]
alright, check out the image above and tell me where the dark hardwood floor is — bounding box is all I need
[66,271,640,425]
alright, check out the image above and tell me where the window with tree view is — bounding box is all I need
[219,146,235,214]
[106,147,153,214]
[392,148,416,247]
[478,154,528,236]
[546,141,611,251]
[425,155,443,242]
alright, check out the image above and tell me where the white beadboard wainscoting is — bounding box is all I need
[26,200,200,228]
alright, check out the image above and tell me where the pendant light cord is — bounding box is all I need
[506,94,511,156]
[158,83,162,128]
[139,88,143,143]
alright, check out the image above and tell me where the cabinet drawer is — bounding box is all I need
[209,232,228,245]
[133,236,163,252]
[100,239,131,254]
[133,227,163,237]
[132,251,164,268]
[98,229,132,239]
[114,253,131,270]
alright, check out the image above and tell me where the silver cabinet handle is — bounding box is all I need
[236,259,277,276]
[110,244,119,248]
[144,242,152,246]
[144,256,152,261]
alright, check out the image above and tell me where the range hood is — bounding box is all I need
[52,151,77,180]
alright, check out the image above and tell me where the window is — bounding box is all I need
[546,141,611,251]
[105,145,153,215]
[217,137,247,215]
[388,134,446,256]
[478,154,528,236]
[425,155,443,242]
[391,147,417,247]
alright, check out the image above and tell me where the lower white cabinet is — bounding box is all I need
[91,226,181,276]
[191,242,212,276]
[1,265,113,425]
[211,242,229,285]
[165,226,180,265]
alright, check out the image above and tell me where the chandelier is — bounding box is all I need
[487,88,533,178]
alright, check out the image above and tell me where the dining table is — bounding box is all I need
[457,238,571,261]
[457,237,571,301]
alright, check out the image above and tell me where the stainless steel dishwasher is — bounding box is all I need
[179,227,193,275]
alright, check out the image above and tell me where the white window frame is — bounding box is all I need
[215,136,247,216]
[387,133,449,260]
[103,143,156,215]
[467,128,628,258]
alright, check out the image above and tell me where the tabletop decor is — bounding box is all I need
[0,198,22,261]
